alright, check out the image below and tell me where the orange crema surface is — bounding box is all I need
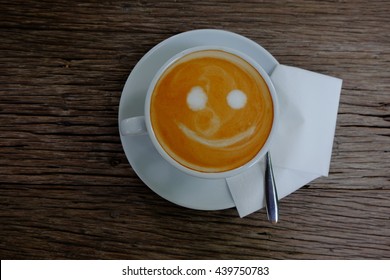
[150,50,274,173]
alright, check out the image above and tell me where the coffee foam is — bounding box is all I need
[187,86,207,111]
[227,89,247,109]
[150,50,274,173]
[178,123,255,148]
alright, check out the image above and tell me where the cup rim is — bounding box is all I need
[144,45,279,179]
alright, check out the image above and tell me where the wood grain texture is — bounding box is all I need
[1,0,389,259]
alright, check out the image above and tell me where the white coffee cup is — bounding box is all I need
[120,46,279,180]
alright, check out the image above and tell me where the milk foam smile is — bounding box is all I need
[183,86,251,146]
[178,123,255,148]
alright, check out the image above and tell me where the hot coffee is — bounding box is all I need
[150,49,274,173]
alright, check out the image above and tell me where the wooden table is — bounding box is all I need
[1,0,389,259]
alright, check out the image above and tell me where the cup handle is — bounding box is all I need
[120,116,147,136]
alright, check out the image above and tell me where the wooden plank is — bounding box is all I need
[0,0,389,259]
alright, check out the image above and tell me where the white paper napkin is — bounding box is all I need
[227,64,342,217]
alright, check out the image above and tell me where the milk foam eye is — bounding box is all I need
[227,89,247,109]
[187,86,207,111]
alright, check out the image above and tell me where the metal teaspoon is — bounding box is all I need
[265,152,279,223]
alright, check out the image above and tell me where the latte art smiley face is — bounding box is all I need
[150,50,274,173]
[180,86,253,148]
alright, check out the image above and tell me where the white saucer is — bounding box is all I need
[118,29,279,210]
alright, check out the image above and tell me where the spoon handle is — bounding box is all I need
[265,152,279,224]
